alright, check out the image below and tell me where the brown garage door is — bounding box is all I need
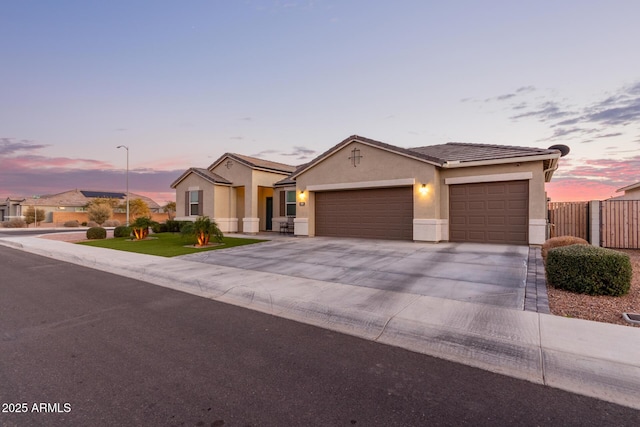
[449,180,528,244]
[315,187,413,240]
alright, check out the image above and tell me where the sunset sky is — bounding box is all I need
[2,1,639,205]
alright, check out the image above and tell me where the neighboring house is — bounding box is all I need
[0,189,162,224]
[172,135,562,245]
[0,196,25,222]
[611,181,640,200]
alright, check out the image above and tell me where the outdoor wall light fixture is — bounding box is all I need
[419,184,429,195]
[299,190,305,200]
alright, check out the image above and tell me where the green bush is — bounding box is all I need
[64,220,80,227]
[165,220,191,232]
[86,226,107,240]
[546,244,632,296]
[113,225,131,238]
[152,222,169,233]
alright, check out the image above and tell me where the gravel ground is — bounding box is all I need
[546,249,640,328]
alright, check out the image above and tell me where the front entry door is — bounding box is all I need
[266,197,273,231]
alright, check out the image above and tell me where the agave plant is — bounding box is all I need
[181,216,224,246]
[130,216,158,240]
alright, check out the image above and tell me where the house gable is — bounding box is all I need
[295,139,437,189]
[291,135,442,180]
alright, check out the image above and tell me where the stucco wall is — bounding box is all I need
[210,158,289,222]
[213,185,231,218]
[173,174,216,218]
[292,141,550,244]
[439,160,547,220]
[295,142,439,227]
[50,211,167,226]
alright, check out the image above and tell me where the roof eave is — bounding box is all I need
[208,153,294,175]
[170,168,232,188]
[616,182,640,193]
[441,153,561,170]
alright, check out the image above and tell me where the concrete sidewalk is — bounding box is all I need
[1,234,639,411]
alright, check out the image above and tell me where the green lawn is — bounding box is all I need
[77,233,266,257]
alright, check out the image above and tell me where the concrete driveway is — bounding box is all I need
[178,237,530,309]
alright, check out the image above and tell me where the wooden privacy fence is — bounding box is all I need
[601,200,640,249]
[547,201,589,240]
[547,200,640,249]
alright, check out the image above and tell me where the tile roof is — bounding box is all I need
[291,135,561,179]
[409,142,560,164]
[212,153,297,174]
[19,189,161,209]
[170,167,232,188]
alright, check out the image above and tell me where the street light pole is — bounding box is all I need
[116,145,130,226]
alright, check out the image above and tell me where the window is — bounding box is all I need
[286,190,296,216]
[189,191,200,215]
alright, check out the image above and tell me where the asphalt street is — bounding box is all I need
[1,246,638,426]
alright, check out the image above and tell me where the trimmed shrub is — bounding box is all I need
[546,244,632,296]
[541,236,589,261]
[152,222,169,233]
[113,225,131,238]
[103,220,121,227]
[81,222,88,226]
[164,220,189,232]
[64,220,80,227]
[86,226,107,240]
[86,221,99,228]
[2,219,26,228]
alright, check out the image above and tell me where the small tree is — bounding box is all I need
[24,207,45,227]
[163,201,176,220]
[127,198,151,221]
[87,203,112,226]
[181,216,224,246]
[130,216,158,240]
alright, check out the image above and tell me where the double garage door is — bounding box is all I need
[314,181,529,244]
[449,180,529,245]
[315,187,413,240]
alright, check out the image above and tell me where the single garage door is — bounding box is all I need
[449,180,528,245]
[315,187,413,240]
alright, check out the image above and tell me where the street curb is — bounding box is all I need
[1,236,639,410]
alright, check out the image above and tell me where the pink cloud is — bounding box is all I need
[0,137,181,204]
[1,155,113,171]
[548,154,639,201]
[553,155,640,188]
[546,178,619,202]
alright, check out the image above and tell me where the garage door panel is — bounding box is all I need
[487,200,505,210]
[468,201,486,210]
[487,186,506,195]
[488,216,506,226]
[508,200,527,210]
[316,187,413,240]
[468,216,486,225]
[450,180,528,245]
